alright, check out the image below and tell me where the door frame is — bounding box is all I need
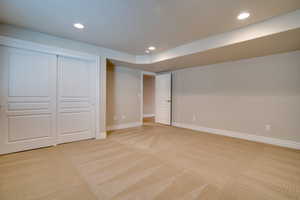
[0,36,102,148]
[140,71,156,124]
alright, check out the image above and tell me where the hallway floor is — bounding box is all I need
[143,116,155,123]
[1,124,300,200]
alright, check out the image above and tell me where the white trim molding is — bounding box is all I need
[143,114,155,118]
[173,122,300,150]
[96,132,107,139]
[0,35,97,61]
[107,122,142,131]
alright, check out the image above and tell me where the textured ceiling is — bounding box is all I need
[0,0,300,54]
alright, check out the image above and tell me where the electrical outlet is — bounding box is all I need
[113,116,118,121]
[121,115,126,119]
[265,124,271,131]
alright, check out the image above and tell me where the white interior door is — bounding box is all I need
[0,46,57,154]
[57,56,96,144]
[155,73,172,125]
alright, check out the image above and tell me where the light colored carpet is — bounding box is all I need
[1,124,300,200]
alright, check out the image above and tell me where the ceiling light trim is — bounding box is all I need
[73,23,85,29]
[237,12,250,20]
[148,46,156,51]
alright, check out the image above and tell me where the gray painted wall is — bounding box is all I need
[107,65,141,127]
[172,51,300,142]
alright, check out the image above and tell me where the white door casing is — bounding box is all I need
[0,46,57,154]
[155,73,172,125]
[57,56,96,144]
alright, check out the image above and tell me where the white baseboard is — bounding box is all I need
[172,122,300,150]
[96,132,107,139]
[143,114,155,118]
[107,122,142,131]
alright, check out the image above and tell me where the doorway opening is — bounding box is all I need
[142,74,155,124]
[141,72,172,126]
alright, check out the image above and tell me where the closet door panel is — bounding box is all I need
[8,114,51,142]
[60,112,90,134]
[60,58,90,97]
[57,56,95,144]
[8,51,50,97]
[0,47,57,154]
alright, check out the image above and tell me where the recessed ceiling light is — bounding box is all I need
[148,46,156,51]
[73,23,84,29]
[145,50,150,54]
[237,12,250,20]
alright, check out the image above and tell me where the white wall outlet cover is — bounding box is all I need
[192,114,196,121]
[121,115,126,119]
[265,124,271,131]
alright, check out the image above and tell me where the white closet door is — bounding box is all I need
[0,46,57,154]
[57,56,96,144]
[155,73,172,125]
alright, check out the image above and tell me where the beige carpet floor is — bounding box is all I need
[1,124,300,200]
